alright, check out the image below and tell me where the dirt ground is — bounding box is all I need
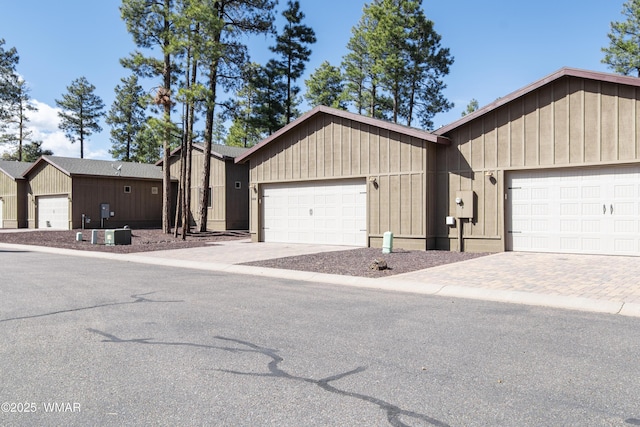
[0,228,490,277]
[0,228,248,254]
[242,247,489,278]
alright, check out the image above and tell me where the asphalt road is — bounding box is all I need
[1,249,640,426]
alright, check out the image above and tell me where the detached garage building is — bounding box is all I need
[238,68,640,256]
[0,160,32,229]
[24,156,165,230]
[434,67,640,256]
[236,106,449,250]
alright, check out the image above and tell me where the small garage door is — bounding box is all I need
[262,179,367,246]
[507,166,640,255]
[37,196,70,230]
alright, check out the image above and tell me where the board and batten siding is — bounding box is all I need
[225,162,249,230]
[437,75,640,252]
[169,151,249,231]
[71,177,162,229]
[170,150,224,229]
[249,112,436,249]
[27,163,72,228]
[0,176,26,228]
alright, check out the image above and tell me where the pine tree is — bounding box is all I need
[0,79,38,161]
[403,7,453,129]
[106,75,148,161]
[270,0,316,124]
[193,0,275,232]
[342,0,453,128]
[342,28,371,115]
[0,39,20,134]
[253,59,288,135]
[226,63,263,147]
[461,99,479,117]
[131,118,168,163]
[55,77,105,159]
[342,9,389,119]
[2,141,52,162]
[121,0,181,233]
[602,0,640,76]
[304,61,346,109]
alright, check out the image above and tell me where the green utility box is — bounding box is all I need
[105,228,132,246]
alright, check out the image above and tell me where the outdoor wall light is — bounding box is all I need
[369,177,378,189]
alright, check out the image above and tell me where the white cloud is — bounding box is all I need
[26,100,78,158]
[2,100,113,161]
[29,100,60,129]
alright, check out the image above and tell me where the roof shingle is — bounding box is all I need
[26,156,163,180]
[0,160,34,180]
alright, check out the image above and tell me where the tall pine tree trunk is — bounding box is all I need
[198,7,222,233]
[184,51,197,238]
[161,60,172,232]
[198,60,218,232]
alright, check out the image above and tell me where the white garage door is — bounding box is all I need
[262,179,367,246]
[37,196,70,230]
[0,199,3,227]
[507,166,640,255]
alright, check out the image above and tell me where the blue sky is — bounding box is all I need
[0,0,625,160]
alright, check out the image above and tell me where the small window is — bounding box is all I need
[151,186,159,195]
[124,186,131,194]
[235,181,242,190]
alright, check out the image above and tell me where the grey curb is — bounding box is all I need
[0,242,635,318]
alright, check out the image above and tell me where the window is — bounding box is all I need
[124,185,131,194]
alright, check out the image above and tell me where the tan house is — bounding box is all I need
[236,105,449,250]
[24,156,165,230]
[164,143,249,231]
[237,68,640,257]
[0,160,32,228]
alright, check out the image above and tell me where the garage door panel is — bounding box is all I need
[582,220,601,233]
[37,196,69,230]
[508,166,640,256]
[581,239,601,251]
[560,220,578,233]
[263,179,367,246]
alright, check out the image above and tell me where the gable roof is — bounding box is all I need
[0,160,33,180]
[235,105,449,164]
[203,143,249,159]
[434,67,640,136]
[24,156,164,180]
[158,143,249,166]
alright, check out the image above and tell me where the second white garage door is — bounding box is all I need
[507,166,640,256]
[37,196,70,230]
[262,179,367,246]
